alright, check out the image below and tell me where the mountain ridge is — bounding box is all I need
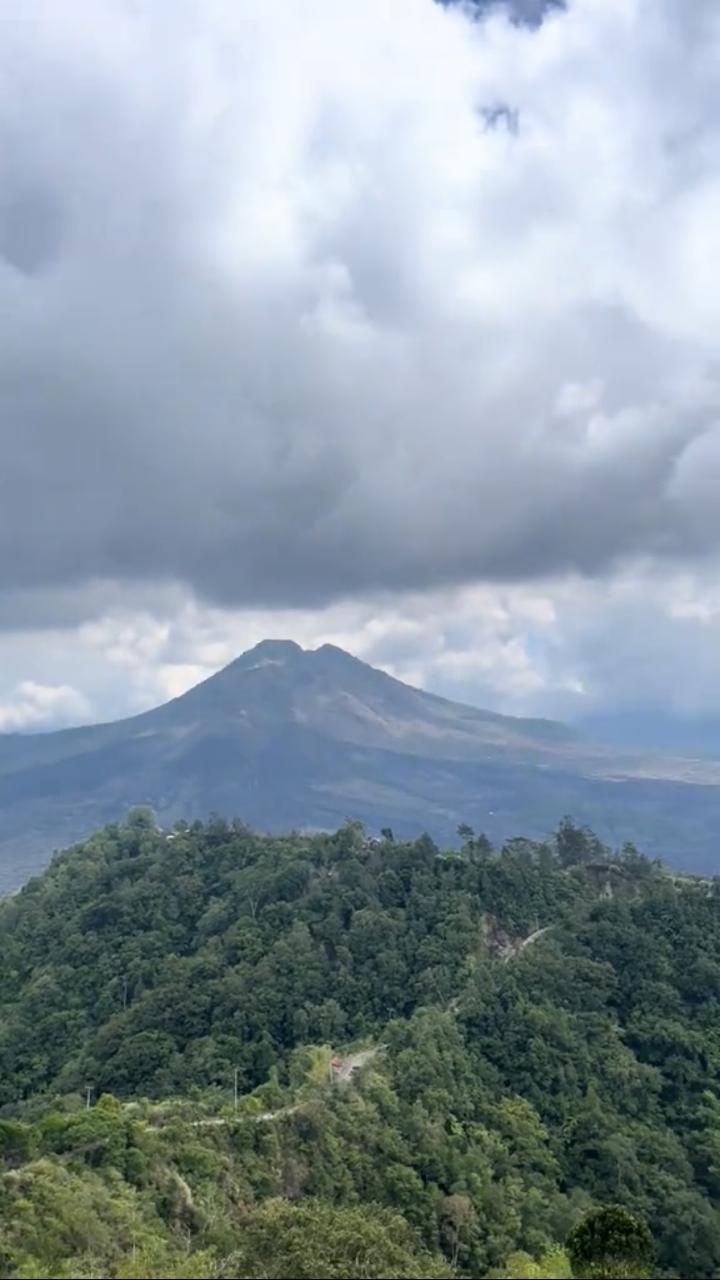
[3,638,720,888]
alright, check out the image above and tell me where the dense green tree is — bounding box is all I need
[223,1199,452,1278]
[567,1205,654,1279]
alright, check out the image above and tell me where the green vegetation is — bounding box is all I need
[566,1204,654,1278]
[0,814,718,1277]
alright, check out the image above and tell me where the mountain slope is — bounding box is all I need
[2,639,720,888]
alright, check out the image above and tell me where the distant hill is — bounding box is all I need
[3,638,720,888]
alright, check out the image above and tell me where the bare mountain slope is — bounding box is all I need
[2,639,720,889]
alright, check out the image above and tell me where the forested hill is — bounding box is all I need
[1,815,720,1278]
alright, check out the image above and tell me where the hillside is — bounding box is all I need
[3,640,720,890]
[0,817,718,1277]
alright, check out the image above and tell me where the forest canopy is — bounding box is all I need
[0,815,718,1278]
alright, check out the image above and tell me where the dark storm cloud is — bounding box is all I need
[1,0,720,625]
[440,0,565,27]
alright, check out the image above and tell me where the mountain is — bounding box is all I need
[3,638,720,889]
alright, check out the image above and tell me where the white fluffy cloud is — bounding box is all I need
[0,681,92,732]
[5,565,720,731]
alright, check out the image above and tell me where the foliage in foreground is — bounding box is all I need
[566,1204,654,1279]
[0,815,718,1277]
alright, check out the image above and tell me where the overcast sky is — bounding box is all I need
[2,0,720,731]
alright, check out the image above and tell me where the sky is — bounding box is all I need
[2,0,720,732]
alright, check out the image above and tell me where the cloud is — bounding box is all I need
[446,0,564,26]
[5,561,720,731]
[0,681,92,731]
[1,0,720,629]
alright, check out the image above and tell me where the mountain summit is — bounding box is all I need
[152,639,575,752]
[3,640,720,889]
